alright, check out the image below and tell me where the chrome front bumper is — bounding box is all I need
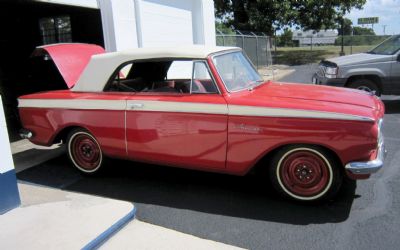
[345,137,386,175]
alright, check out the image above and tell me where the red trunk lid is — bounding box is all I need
[32,43,105,88]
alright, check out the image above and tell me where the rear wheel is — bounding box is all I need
[348,79,381,96]
[67,128,104,174]
[269,145,342,202]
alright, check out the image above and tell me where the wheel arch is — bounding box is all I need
[52,125,92,144]
[345,75,383,92]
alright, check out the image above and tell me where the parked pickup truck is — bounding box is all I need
[312,34,400,96]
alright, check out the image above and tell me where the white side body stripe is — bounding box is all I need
[19,99,127,110]
[18,99,373,121]
[228,105,373,121]
[126,100,227,115]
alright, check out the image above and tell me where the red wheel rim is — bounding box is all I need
[279,150,330,197]
[71,134,101,171]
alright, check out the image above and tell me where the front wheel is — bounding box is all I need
[67,129,104,174]
[347,79,381,96]
[269,145,342,202]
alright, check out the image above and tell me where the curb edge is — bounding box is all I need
[82,203,137,250]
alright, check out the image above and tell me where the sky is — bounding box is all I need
[346,0,400,35]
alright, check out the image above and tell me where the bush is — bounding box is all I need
[274,50,336,65]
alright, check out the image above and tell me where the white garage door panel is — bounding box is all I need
[141,0,193,47]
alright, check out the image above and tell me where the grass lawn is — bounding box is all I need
[273,45,374,65]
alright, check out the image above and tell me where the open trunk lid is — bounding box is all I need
[32,43,105,88]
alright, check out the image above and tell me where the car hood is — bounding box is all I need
[325,53,391,66]
[31,43,105,88]
[227,81,383,120]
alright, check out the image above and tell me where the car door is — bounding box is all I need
[125,60,228,170]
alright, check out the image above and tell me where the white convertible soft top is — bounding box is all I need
[72,45,240,92]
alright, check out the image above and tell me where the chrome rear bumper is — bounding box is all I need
[19,128,33,139]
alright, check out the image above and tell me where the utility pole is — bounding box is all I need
[339,15,345,56]
[350,27,353,54]
[339,8,346,56]
[382,25,387,35]
[274,28,277,54]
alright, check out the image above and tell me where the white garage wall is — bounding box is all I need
[98,0,216,51]
[98,0,139,51]
[199,0,216,46]
[139,0,194,47]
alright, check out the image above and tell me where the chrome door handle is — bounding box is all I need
[128,103,144,109]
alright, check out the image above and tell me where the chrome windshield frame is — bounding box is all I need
[211,50,264,93]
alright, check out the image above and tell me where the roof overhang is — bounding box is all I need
[34,0,98,9]
[72,46,240,92]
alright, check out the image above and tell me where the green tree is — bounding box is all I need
[353,26,375,35]
[215,22,235,34]
[338,18,353,35]
[214,0,366,35]
[278,29,293,47]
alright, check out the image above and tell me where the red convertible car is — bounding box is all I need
[18,43,385,202]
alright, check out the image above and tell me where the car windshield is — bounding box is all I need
[212,51,263,92]
[368,35,400,55]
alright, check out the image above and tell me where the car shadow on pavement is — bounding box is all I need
[12,146,65,174]
[17,154,357,226]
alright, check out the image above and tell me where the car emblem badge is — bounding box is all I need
[236,123,262,133]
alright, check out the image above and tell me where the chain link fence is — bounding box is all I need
[273,35,392,65]
[216,30,273,68]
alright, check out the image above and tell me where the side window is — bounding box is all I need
[109,62,143,92]
[106,60,218,94]
[191,61,218,94]
[167,61,192,79]
[118,64,132,79]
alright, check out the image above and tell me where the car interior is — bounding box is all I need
[105,60,218,94]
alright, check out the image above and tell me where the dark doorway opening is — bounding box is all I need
[0,0,104,141]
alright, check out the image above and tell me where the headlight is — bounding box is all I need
[324,66,338,78]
